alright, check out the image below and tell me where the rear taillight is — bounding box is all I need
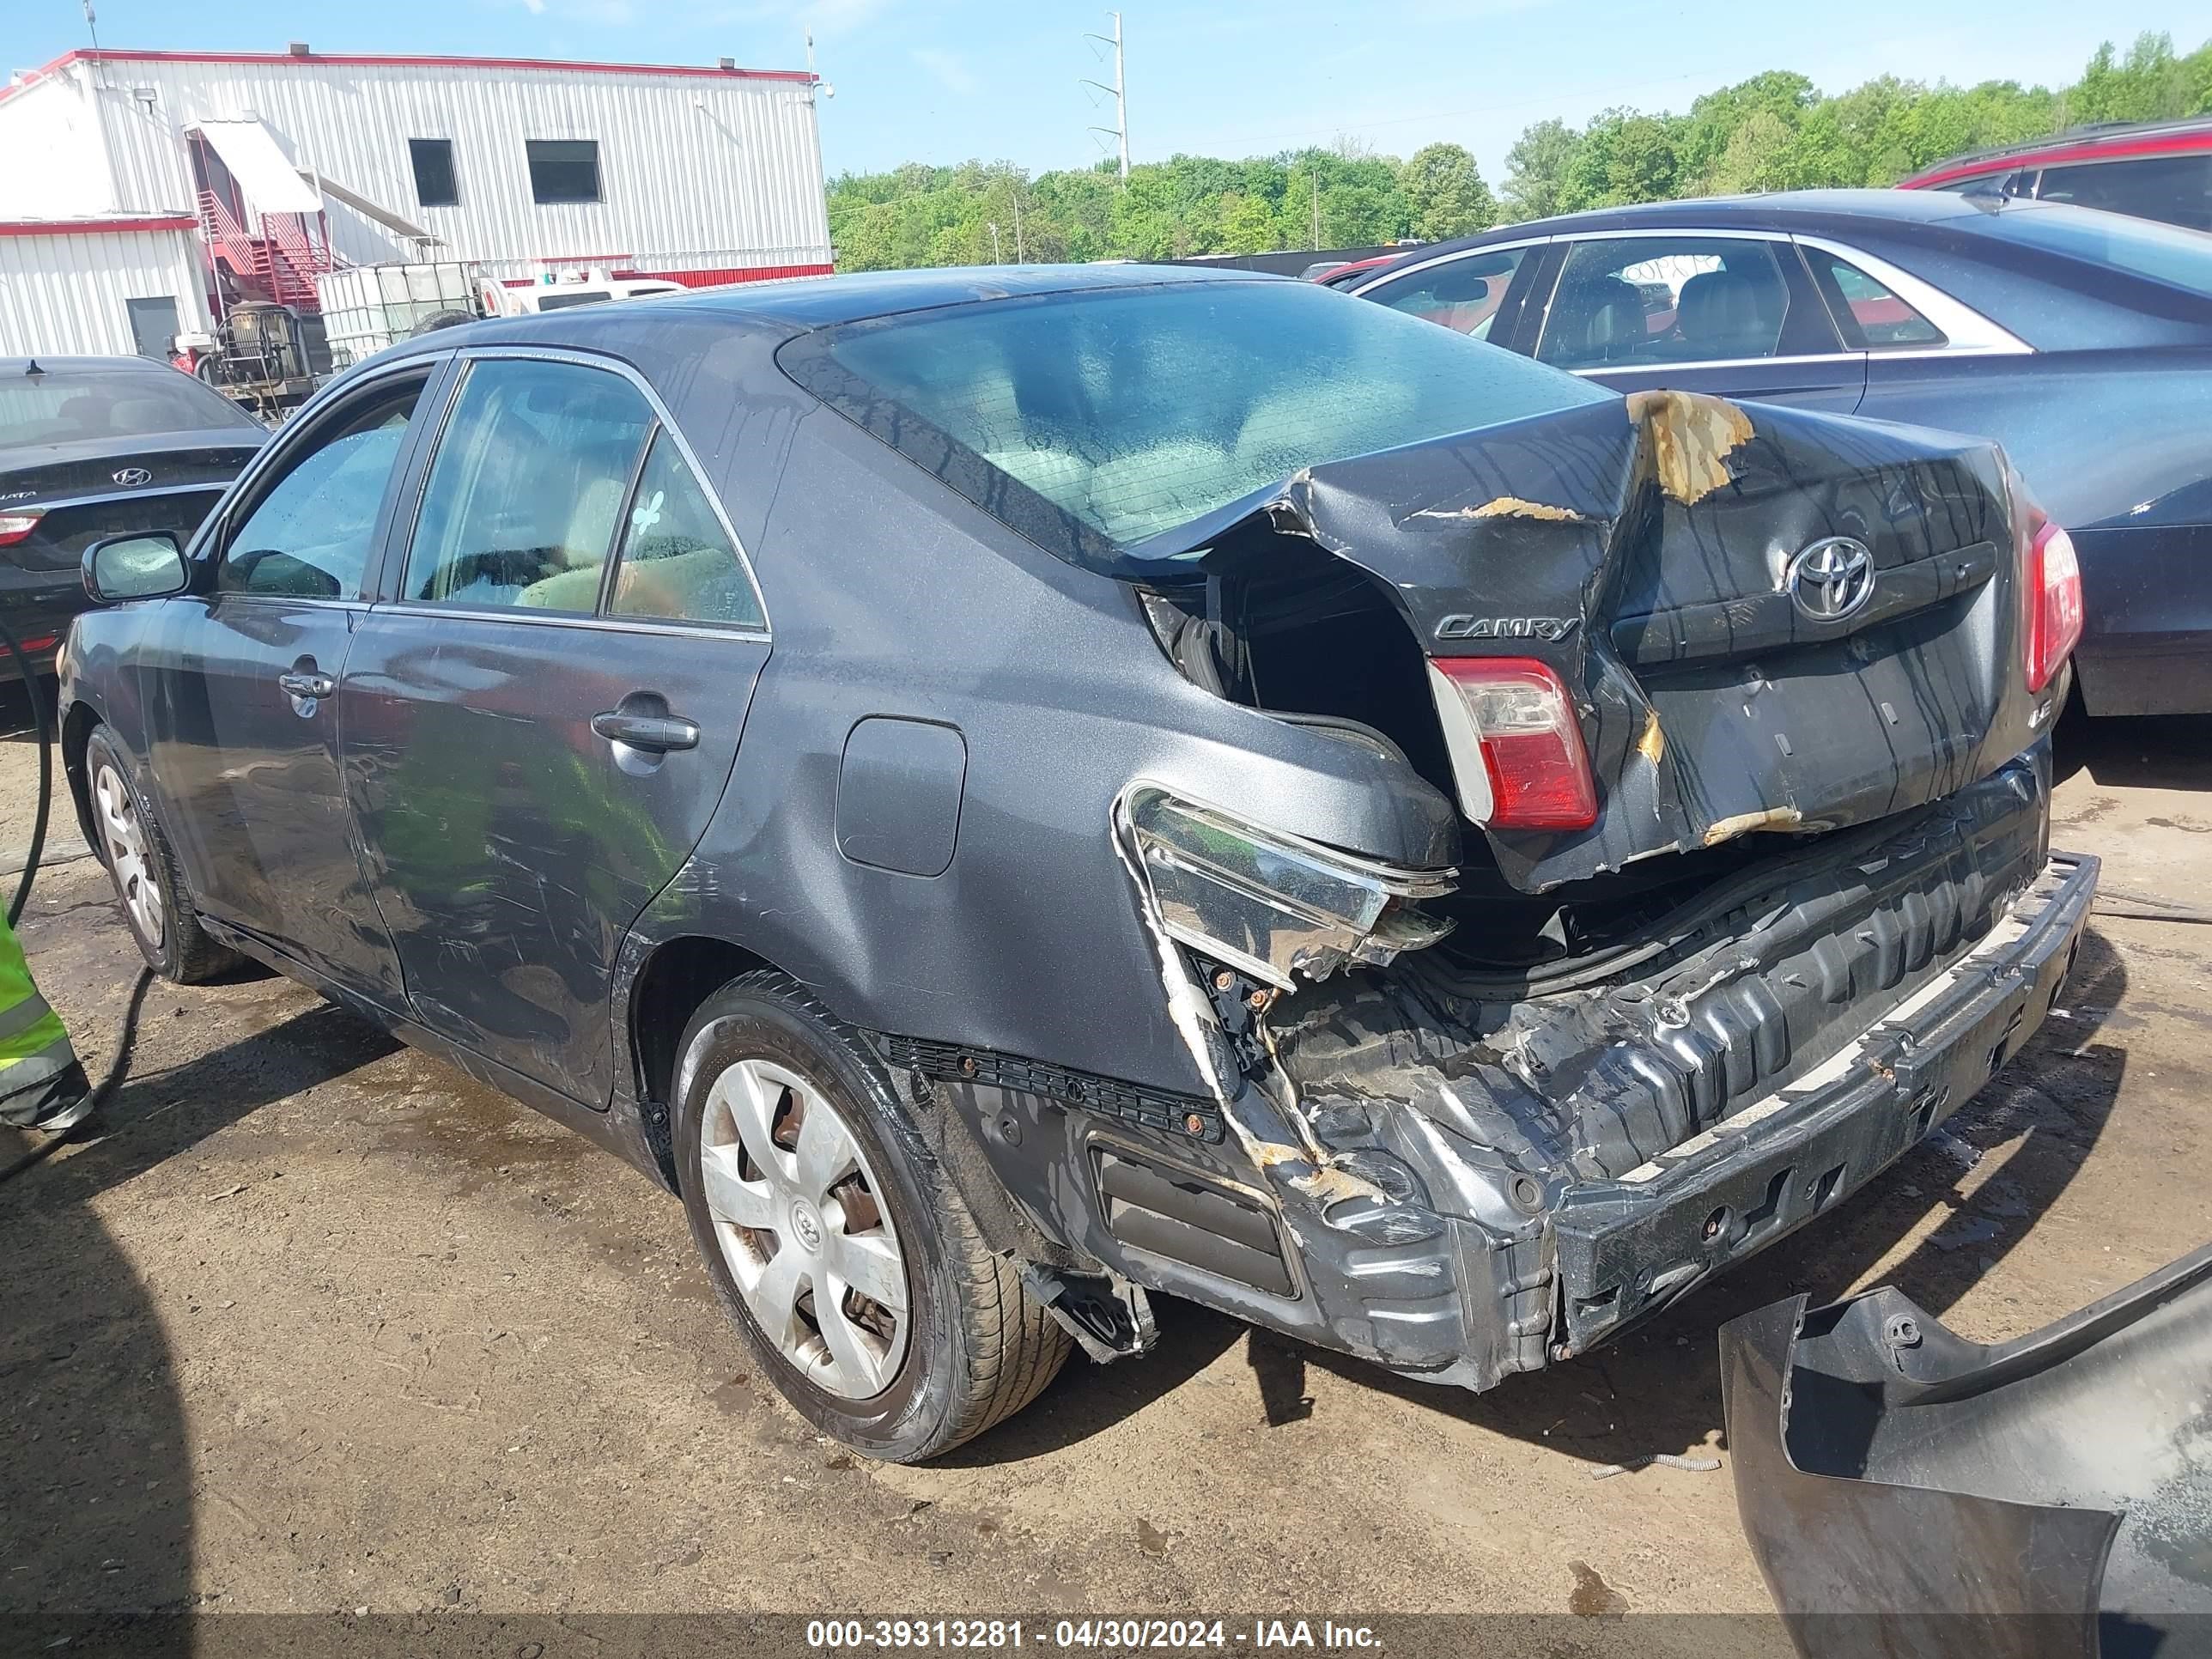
[1430,657,1599,830]
[2014,485,2083,694]
[0,508,44,547]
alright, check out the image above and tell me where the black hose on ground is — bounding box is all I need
[0,966,151,1184]
[0,611,52,928]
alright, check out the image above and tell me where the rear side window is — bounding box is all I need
[1802,250,1945,348]
[2037,155,2212,233]
[402,358,653,611]
[608,432,763,629]
[777,279,1604,570]
[1537,236,1794,370]
[1364,249,1528,340]
[218,377,427,600]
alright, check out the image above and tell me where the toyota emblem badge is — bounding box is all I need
[1785,537,1875,623]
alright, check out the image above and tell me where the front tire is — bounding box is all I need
[672,971,1069,1462]
[84,726,234,983]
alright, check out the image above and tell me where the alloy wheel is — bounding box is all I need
[697,1057,910,1399]
[94,762,163,948]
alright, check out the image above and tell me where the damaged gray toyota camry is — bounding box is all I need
[58,265,2094,1462]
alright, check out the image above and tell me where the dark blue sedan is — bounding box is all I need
[1350,190,2212,716]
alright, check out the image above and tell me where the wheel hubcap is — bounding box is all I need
[698,1057,910,1400]
[94,762,163,947]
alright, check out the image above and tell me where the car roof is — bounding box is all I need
[1904,114,2212,184]
[420,262,1285,356]
[3,355,188,375]
[1352,189,2153,279]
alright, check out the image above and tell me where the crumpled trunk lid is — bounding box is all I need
[1227,391,2048,894]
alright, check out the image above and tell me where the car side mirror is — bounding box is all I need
[84,532,189,603]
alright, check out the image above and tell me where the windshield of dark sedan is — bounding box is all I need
[0,368,262,449]
[778,279,1607,568]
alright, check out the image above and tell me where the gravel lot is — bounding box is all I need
[3,686,2209,1649]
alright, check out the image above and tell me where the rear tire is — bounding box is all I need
[83,726,234,984]
[672,970,1068,1462]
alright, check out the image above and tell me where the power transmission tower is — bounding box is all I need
[1081,12,1128,183]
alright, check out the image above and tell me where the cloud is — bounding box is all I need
[911,46,977,95]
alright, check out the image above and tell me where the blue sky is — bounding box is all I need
[13,0,2210,181]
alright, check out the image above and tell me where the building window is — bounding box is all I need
[409,138,459,208]
[526,140,602,206]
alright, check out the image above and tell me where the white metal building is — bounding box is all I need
[0,45,833,357]
[0,216,213,356]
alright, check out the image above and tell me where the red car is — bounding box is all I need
[1305,253,1400,289]
[1899,116,2212,232]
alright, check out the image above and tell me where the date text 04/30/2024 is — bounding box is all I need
[806,1620,1382,1650]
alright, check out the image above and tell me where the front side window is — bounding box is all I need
[402,358,653,611]
[410,138,459,209]
[1803,249,1945,349]
[526,140,602,206]
[1364,248,1528,340]
[216,378,428,599]
[1537,237,1793,370]
[2036,154,2212,233]
[608,432,763,628]
[777,279,1604,570]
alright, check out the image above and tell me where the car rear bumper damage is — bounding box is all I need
[908,756,2095,1392]
[1548,848,2094,1358]
[1721,1240,2212,1657]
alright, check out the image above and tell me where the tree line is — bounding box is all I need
[826,33,2212,269]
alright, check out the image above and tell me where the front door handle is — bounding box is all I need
[278,670,336,700]
[592,709,701,754]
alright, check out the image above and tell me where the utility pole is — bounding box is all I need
[1012,187,1024,262]
[1082,12,1128,183]
[1311,176,1322,247]
[987,222,1003,263]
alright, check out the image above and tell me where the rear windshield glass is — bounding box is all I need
[1981,202,2212,299]
[777,279,1605,569]
[0,369,261,448]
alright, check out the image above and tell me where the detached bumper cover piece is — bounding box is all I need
[1723,1242,2212,1659]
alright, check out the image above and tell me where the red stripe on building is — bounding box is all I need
[0,216,198,236]
[0,47,814,105]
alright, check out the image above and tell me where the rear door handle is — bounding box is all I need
[592,710,701,753]
[278,671,335,699]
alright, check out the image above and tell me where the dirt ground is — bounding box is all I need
[3,685,2209,1645]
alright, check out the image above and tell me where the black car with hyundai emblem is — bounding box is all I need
[2,355,265,673]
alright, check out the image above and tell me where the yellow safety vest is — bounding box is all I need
[0,908,83,1130]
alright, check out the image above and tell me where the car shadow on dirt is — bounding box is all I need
[0,988,398,1641]
[2055,710,2212,792]
[976,924,2131,1467]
